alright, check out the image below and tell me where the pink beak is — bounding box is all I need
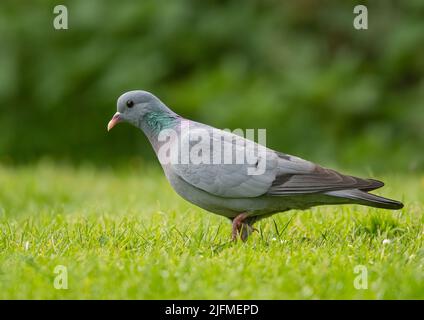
[107,112,122,131]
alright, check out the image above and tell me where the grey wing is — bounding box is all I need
[267,153,384,195]
[171,127,280,198]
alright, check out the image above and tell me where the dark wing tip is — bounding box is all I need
[393,201,404,210]
[360,179,385,192]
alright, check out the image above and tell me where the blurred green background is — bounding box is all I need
[0,0,423,172]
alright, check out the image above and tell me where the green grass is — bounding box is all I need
[0,161,423,299]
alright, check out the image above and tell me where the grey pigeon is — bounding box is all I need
[108,90,404,241]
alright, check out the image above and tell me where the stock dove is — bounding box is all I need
[107,90,403,241]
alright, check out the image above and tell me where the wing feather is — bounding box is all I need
[267,155,383,195]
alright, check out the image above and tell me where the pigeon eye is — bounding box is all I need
[126,100,134,108]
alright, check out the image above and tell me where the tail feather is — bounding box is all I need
[326,189,404,210]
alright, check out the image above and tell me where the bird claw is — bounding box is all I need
[231,213,257,242]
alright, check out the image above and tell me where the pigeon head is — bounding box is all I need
[107,90,179,133]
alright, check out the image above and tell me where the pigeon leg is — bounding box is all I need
[232,213,251,242]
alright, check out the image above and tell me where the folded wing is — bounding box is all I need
[172,124,383,198]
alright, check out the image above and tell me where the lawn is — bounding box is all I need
[0,161,422,299]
